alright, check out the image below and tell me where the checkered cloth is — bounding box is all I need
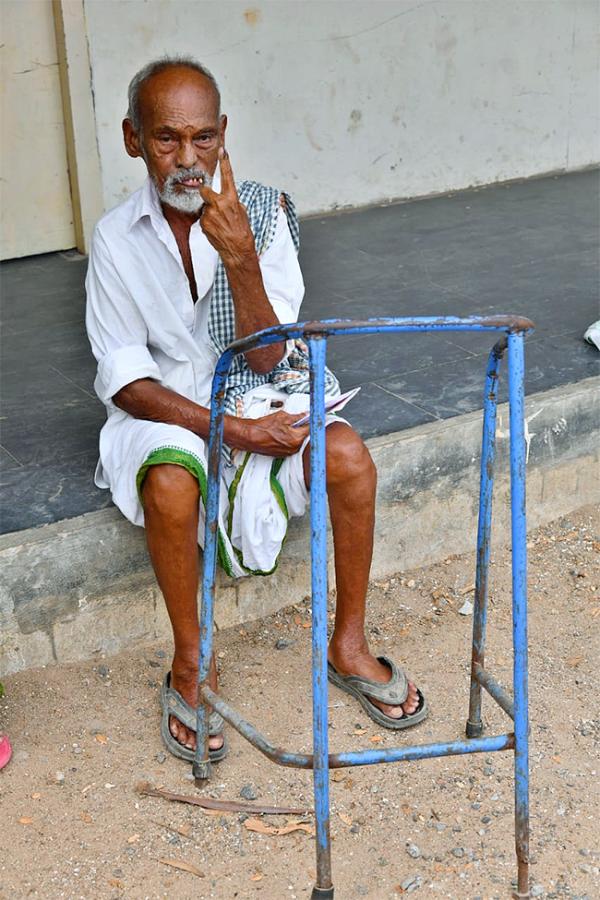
[208,180,339,420]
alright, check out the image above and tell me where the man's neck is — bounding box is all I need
[161,202,200,236]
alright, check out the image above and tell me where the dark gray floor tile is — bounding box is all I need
[1,320,89,375]
[0,450,112,533]
[376,332,599,421]
[324,331,475,389]
[1,364,93,413]
[0,445,23,473]
[343,382,437,440]
[1,251,87,334]
[1,365,104,466]
[51,353,98,397]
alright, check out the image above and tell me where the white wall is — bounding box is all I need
[84,0,599,216]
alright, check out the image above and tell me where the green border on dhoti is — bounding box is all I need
[136,446,289,578]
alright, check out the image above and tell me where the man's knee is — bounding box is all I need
[325,424,376,486]
[142,463,200,522]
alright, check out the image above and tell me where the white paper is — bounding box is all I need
[292,387,361,427]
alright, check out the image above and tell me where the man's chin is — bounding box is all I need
[160,191,205,215]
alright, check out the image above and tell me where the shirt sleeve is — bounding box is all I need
[85,227,162,403]
[258,205,305,326]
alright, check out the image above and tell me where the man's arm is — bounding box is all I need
[114,378,309,457]
[198,149,287,374]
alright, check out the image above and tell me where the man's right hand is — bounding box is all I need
[229,409,310,457]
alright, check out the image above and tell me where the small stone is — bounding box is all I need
[434,823,446,832]
[240,784,258,801]
[483,766,494,776]
[579,849,589,857]
[350,824,360,834]
[451,847,465,858]
[406,843,421,859]
[481,815,492,825]
[407,579,416,588]
[155,649,167,658]
[355,885,368,896]
[155,751,167,764]
[147,659,160,668]
[530,886,544,898]
[459,600,474,616]
[471,802,481,810]
[97,665,110,678]
[400,875,422,893]
[167,833,181,845]
[51,771,65,785]
[378,857,388,867]
[275,638,294,650]
[452,825,462,832]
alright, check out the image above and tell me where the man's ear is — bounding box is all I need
[219,114,228,147]
[123,118,143,159]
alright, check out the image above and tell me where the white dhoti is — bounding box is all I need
[96,388,346,579]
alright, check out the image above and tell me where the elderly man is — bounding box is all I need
[85,57,427,762]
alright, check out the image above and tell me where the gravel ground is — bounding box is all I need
[1,505,599,900]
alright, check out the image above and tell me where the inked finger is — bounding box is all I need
[218,146,237,196]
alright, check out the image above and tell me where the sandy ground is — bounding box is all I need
[1,505,599,900]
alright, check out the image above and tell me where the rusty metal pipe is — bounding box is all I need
[473,663,515,720]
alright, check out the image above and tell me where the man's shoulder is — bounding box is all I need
[237,179,283,205]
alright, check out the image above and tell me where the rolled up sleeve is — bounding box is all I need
[85,228,161,403]
[95,344,161,404]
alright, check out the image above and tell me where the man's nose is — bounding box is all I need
[176,138,197,170]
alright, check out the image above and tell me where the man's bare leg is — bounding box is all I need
[303,423,420,720]
[142,464,223,752]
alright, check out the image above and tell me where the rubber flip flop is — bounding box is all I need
[160,672,228,763]
[327,655,429,731]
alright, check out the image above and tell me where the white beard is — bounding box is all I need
[157,168,213,214]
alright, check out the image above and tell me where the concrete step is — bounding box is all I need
[1,377,598,675]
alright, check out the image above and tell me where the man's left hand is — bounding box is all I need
[198,148,255,267]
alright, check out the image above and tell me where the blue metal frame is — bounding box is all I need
[193,315,534,899]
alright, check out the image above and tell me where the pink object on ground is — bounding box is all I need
[0,734,12,769]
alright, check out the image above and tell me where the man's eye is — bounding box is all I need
[158,135,175,144]
[195,134,215,145]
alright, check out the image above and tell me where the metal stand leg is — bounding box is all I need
[466,341,505,738]
[308,337,334,900]
[508,332,530,898]
[194,363,229,784]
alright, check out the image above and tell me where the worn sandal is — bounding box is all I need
[160,672,228,763]
[327,655,429,731]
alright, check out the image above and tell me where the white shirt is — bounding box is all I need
[85,168,305,413]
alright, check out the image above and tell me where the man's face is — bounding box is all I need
[123,66,227,214]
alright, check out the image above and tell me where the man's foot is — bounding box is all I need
[169,660,224,753]
[328,644,420,720]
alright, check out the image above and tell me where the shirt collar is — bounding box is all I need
[128,165,222,233]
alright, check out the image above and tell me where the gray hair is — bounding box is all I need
[126,56,221,133]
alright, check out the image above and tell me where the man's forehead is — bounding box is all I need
[139,67,219,124]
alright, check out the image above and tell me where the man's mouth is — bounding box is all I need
[177,177,202,188]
